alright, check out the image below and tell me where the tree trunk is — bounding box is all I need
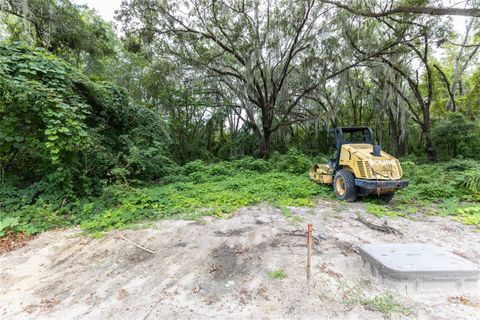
[422,120,436,161]
[258,130,271,159]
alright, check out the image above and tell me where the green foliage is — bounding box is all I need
[0,217,19,237]
[78,169,323,234]
[367,159,480,221]
[1,158,322,236]
[365,203,401,218]
[361,293,411,316]
[459,168,480,193]
[0,43,90,171]
[4,154,480,238]
[396,159,480,202]
[231,156,273,173]
[2,0,116,73]
[267,269,287,280]
[280,206,304,224]
[343,280,411,316]
[272,148,313,174]
[432,113,480,160]
[456,206,480,229]
[0,43,170,200]
[437,198,459,217]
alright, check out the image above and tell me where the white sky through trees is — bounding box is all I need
[73,0,122,22]
[73,0,469,33]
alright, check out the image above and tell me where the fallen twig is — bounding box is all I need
[143,297,162,320]
[355,215,402,235]
[118,234,156,254]
[281,229,326,244]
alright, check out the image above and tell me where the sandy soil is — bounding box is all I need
[1,200,479,320]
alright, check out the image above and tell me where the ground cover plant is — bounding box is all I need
[0,154,332,237]
[365,158,480,229]
[267,270,287,280]
[2,156,480,239]
[342,279,412,317]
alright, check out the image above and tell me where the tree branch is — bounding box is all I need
[321,0,480,17]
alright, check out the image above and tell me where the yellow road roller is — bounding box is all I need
[309,127,408,202]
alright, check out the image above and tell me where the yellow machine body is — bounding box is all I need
[308,127,408,201]
[339,144,403,181]
[309,144,403,185]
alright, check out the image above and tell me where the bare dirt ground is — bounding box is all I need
[1,200,480,320]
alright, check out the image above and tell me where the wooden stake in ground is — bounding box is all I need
[306,224,313,292]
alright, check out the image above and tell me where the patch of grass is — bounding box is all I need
[437,198,460,217]
[342,280,411,316]
[361,293,412,316]
[455,205,480,229]
[397,159,480,203]
[79,170,324,234]
[365,203,402,218]
[396,205,418,214]
[363,159,480,226]
[280,206,304,224]
[267,269,287,280]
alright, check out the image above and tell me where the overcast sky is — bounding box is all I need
[72,0,469,35]
[74,0,123,22]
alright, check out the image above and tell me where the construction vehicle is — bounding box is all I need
[309,127,408,202]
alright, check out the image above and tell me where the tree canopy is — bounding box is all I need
[1,0,480,197]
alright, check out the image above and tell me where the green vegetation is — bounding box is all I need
[361,293,412,316]
[342,279,411,316]
[267,269,287,280]
[365,203,402,218]
[0,156,329,237]
[1,1,480,240]
[280,206,305,225]
[363,158,480,230]
[3,154,480,238]
[0,43,171,200]
[397,159,480,203]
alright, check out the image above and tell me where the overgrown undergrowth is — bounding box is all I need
[0,155,330,237]
[1,156,480,238]
[366,158,480,229]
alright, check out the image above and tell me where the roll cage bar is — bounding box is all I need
[328,127,374,172]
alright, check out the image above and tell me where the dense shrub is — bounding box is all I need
[0,43,171,200]
[397,159,480,202]
[231,156,273,173]
[432,113,480,160]
[272,148,313,174]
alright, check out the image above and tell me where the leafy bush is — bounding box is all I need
[432,113,480,160]
[456,206,480,228]
[231,156,273,173]
[459,168,480,193]
[0,217,20,237]
[272,148,313,174]
[397,159,479,202]
[0,43,171,199]
[414,183,458,199]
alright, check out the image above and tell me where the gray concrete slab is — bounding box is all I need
[360,243,480,293]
